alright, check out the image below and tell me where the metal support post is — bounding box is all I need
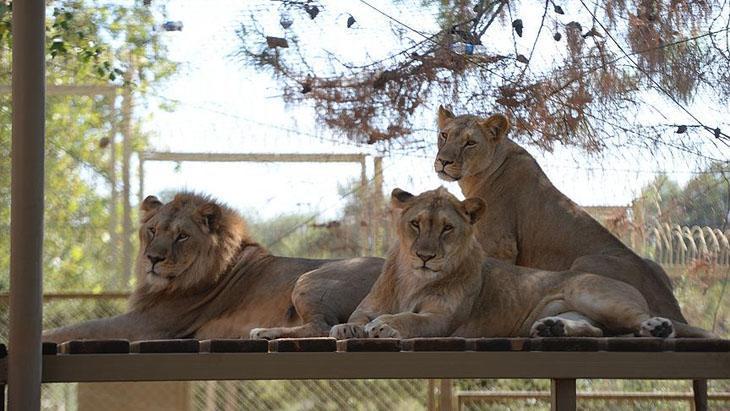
[551,379,577,411]
[9,0,45,407]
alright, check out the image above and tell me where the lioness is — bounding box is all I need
[330,188,712,339]
[434,106,686,323]
[43,192,383,342]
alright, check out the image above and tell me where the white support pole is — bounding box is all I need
[9,0,45,408]
[120,80,133,287]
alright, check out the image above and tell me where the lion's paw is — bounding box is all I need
[364,320,402,339]
[249,327,281,340]
[530,317,566,337]
[639,317,675,338]
[329,323,366,340]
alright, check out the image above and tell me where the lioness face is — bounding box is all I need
[136,193,243,292]
[434,106,510,181]
[391,187,485,275]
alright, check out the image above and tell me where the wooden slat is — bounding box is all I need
[336,338,401,352]
[469,338,531,351]
[534,338,602,352]
[604,338,664,352]
[130,339,199,354]
[199,339,268,353]
[269,338,336,352]
[42,342,57,356]
[401,338,467,351]
[673,339,730,352]
[58,340,130,354]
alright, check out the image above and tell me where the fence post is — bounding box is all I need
[439,379,454,411]
[427,380,436,411]
[551,379,576,411]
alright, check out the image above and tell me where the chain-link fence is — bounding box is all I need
[2,242,729,411]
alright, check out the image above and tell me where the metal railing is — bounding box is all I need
[457,390,730,410]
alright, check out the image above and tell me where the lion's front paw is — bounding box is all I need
[329,323,366,340]
[639,317,675,338]
[249,327,280,340]
[364,320,402,339]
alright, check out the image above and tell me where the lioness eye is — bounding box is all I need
[439,132,447,140]
[443,224,454,232]
[410,220,420,230]
[147,226,156,235]
[465,140,476,147]
[177,233,189,242]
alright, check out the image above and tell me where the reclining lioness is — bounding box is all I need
[330,187,712,339]
[43,192,382,342]
[434,106,686,324]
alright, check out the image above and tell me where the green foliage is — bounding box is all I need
[633,163,730,228]
[0,0,175,292]
[248,179,390,259]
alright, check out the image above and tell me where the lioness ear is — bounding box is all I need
[140,195,163,220]
[197,203,222,233]
[462,198,485,224]
[391,188,415,210]
[478,113,510,141]
[438,105,455,129]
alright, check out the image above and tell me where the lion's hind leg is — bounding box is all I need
[530,312,604,337]
[250,269,347,340]
[562,273,667,337]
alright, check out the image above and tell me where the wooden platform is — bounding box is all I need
[1,337,729,410]
[0,337,727,383]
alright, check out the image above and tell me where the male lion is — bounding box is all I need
[330,188,712,339]
[434,106,686,324]
[43,192,383,342]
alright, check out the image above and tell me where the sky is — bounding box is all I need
[140,0,729,222]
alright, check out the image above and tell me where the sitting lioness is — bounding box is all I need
[43,192,383,342]
[330,188,712,339]
[434,106,686,324]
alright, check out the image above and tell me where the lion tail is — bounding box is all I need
[672,321,718,338]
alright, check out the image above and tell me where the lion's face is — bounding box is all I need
[136,193,246,293]
[391,187,485,275]
[434,106,511,181]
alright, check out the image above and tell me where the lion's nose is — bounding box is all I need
[147,254,166,265]
[416,252,436,263]
[437,158,453,167]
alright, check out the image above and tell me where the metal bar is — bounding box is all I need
[0,352,725,383]
[0,292,130,302]
[139,152,368,163]
[9,0,45,408]
[551,379,576,411]
[0,84,117,95]
[457,390,730,401]
[108,101,119,281]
